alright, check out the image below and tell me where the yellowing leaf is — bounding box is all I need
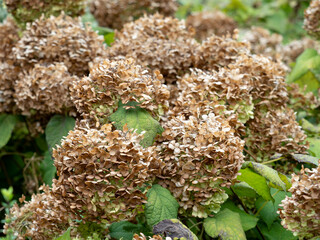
[204,209,246,240]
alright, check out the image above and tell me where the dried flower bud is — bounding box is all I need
[14,63,78,116]
[4,0,85,26]
[90,0,178,30]
[279,164,320,239]
[186,10,237,41]
[304,0,320,39]
[52,123,161,223]
[157,113,244,218]
[13,13,106,76]
[71,58,170,125]
[106,14,199,81]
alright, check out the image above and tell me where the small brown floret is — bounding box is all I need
[279,164,320,239]
[71,58,170,125]
[14,63,78,116]
[186,10,237,41]
[13,13,106,77]
[52,123,161,223]
[90,0,178,30]
[304,0,320,39]
[106,14,199,81]
[157,113,244,218]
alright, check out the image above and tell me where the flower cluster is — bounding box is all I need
[106,14,199,81]
[4,0,85,26]
[52,123,162,223]
[304,0,320,39]
[186,10,237,41]
[90,0,178,30]
[279,164,320,239]
[71,58,170,125]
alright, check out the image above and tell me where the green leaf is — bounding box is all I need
[231,182,258,198]
[301,118,320,134]
[0,114,18,148]
[221,200,259,231]
[104,32,114,46]
[145,184,179,227]
[242,162,286,191]
[255,189,290,229]
[1,186,14,202]
[153,219,198,240]
[204,209,246,240]
[307,137,320,158]
[109,102,163,148]
[45,115,75,152]
[54,228,71,240]
[259,221,297,240]
[40,151,56,186]
[265,11,287,34]
[290,153,319,166]
[109,221,149,240]
[237,168,273,201]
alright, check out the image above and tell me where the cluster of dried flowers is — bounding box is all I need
[304,0,320,39]
[4,0,86,26]
[3,8,312,239]
[186,10,237,41]
[90,0,178,30]
[279,163,320,239]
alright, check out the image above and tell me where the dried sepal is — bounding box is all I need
[304,0,320,39]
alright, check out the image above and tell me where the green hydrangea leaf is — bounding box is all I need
[45,115,75,152]
[301,118,320,134]
[54,228,71,240]
[1,186,14,202]
[145,184,179,227]
[258,221,297,240]
[220,200,259,231]
[237,168,273,201]
[231,182,258,198]
[109,102,163,148]
[40,151,56,186]
[153,219,198,240]
[307,137,320,158]
[255,188,291,230]
[290,153,319,166]
[204,209,246,240]
[242,162,287,191]
[0,114,18,149]
[109,221,150,240]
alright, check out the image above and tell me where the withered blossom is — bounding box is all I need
[106,14,199,81]
[90,0,178,30]
[14,63,78,116]
[304,0,320,39]
[0,17,19,62]
[4,185,71,240]
[186,10,237,41]
[157,113,244,218]
[4,0,86,26]
[71,58,170,125]
[133,233,166,240]
[279,163,320,239]
[13,13,106,77]
[52,123,162,222]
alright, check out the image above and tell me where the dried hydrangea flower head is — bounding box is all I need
[4,0,86,26]
[157,113,244,218]
[106,14,199,81]
[71,58,170,125]
[13,13,106,77]
[0,62,19,113]
[195,31,250,71]
[279,163,320,239]
[186,10,237,41]
[14,63,79,116]
[0,17,19,62]
[52,123,162,223]
[304,0,320,39]
[90,0,178,30]
[4,185,71,240]
[245,106,308,162]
